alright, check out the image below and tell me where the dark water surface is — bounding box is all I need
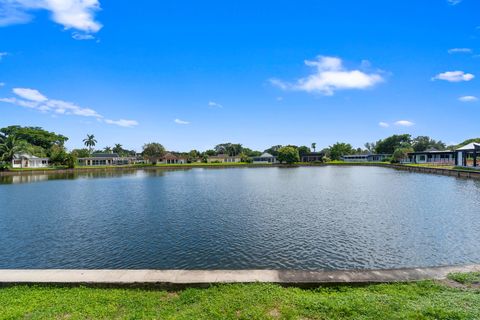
[1,166,480,270]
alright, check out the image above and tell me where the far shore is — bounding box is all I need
[2,161,480,180]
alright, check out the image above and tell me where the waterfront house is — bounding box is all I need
[11,153,49,168]
[342,153,390,162]
[78,153,136,166]
[160,153,186,164]
[252,152,277,164]
[455,143,480,167]
[207,154,242,163]
[301,152,324,162]
[405,148,455,165]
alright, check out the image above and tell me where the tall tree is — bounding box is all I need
[113,144,123,155]
[329,142,355,160]
[103,146,112,153]
[311,142,316,152]
[277,146,300,164]
[142,143,166,164]
[83,134,97,153]
[0,126,68,150]
[412,136,446,152]
[375,134,412,154]
[298,146,311,156]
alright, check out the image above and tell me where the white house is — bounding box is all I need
[456,142,480,167]
[11,153,49,168]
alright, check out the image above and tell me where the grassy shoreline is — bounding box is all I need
[1,277,479,319]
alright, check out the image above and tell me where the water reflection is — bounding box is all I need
[0,168,192,184]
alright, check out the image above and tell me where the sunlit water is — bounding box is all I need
[1,166,480,270]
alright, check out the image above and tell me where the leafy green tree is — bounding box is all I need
[113,144,123,154]
[103,146,112,153]
[311,143,316,152]
[329,142,354,161]
[65,153,77,169]
[83,134,97,153]
[214,143,243,156]
[0,135,30,161]
[187,150,200,163]
[0,126,68,150]
[239,152,252,163]
[204,149,216,156]
[412,136,446,152]
[391,147,413,163]
[264,145,283,157]
[142,143,166,164]
[71,148,91,158]
[375,134,412,154]
[277,146,300,164]
[364,142,377,153]
[298,146,311,156]
[242,148,261,157]
[49,145,69,165]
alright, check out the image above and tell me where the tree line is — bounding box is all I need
[1,125,479,168]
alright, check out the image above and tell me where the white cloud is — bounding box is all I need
[379,122,389,128]
[208,101,223,108]
[0,82,5,87]
[394,120,414,127]
[1,87,138,127]
[0,52,7,61]
[447,0,462,5]
[105,119,138,128]
[72,32,95,40]
[13,87,48,102]
[270,55,384,96]
[448,48,472,54]
[0,0,102,33]
[174,118,190,125]
[432,71,474,82]
[458,95,478,102]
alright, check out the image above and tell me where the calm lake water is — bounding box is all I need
[1,166,480,270]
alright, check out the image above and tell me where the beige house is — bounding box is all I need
[207,154,242,163]
[160,153,186,164]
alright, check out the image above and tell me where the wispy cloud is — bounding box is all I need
[432,71,474,82]
[0,52,7,61]
[270,55,384,96]
[0,0,102,33]
[379,122,389,128]
[394,120,415,127]
[448,48,472,54]
[0,82,5,87]
[1,87,138,127]
[72,32,95,40]
[208,101,223,108]
[447,0,462,5]
[174,118,190,125]
[458,95,478,102]
[105,119,138,128]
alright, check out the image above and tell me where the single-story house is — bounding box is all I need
[405,148,455,165]
[78,153,136,166]
[455,142,480,167]
[252,152,277,164]
[11,153,49,168]
[301,152,324,162]
[160,153,186,164]
[207,154,242,163]
[342,153,391,162]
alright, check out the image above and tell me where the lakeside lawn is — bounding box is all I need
[1,277,480,319]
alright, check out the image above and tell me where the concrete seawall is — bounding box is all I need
[1,265,479,287]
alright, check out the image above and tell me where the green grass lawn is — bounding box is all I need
[1,278,480,319]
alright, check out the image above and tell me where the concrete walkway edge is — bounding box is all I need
[1,264,479,286]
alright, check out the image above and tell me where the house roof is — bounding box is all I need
[92,153,119,158]
[13,153,48,160]
[257,152,275,158]
[457,142,480,151]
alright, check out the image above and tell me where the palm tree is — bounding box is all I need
[0,135,27,162]
[104,146,112,153]
[83,134,97,153]
[311,143,316,152]
[113,143,123,154]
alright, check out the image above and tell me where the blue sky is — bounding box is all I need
[0,0,479,152]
